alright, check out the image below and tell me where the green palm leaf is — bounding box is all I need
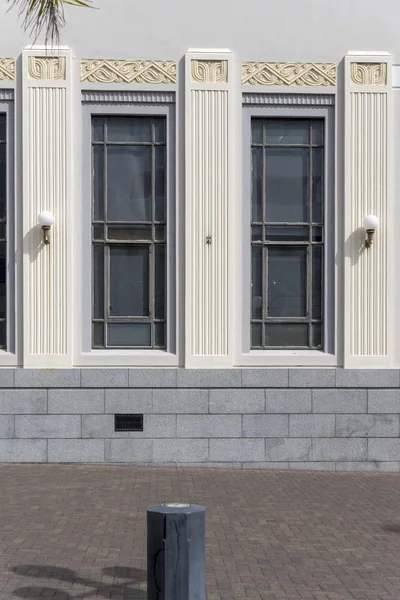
[8,0,92,45]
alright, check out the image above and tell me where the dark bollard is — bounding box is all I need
[147,503,205,600]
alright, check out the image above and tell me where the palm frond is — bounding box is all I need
[8,0,91,46]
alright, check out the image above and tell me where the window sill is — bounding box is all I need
[0,351,18,366]
[74,349,179,367]
[237,350,337,367]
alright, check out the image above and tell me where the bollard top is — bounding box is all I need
[147,503,205,515]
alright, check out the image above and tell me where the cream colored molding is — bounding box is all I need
[27,56,66,80]
[22,47,72,367]
[0,58,15,81]
[344,52,393,367]
[81,59,176,83]
[242,62,336,86]
[185,51,233,367]
[191,59,228,83]
[350,62,387,85]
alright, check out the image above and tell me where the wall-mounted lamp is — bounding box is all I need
[363,215,379,248]
[38,211,54,245]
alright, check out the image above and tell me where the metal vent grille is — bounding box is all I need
[114,414,143,432]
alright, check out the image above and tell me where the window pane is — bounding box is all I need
[251,225,262,242]
[312,246,322,319]
[107,146,152,221]
[312,323,322,348]
[92,117,104,142]
[312,148,323,223]
[155,145,166,222]
[109,246,149,317]
[107,323,151,347]
[264,226,309,242]
[107,225,152,241]
[154,118,166,143]
[0,116,5,142]
[265,148,309,222]
[251,147,262,222]
[265,323,308,347]
[252,119,263,144]
[93,245,104,319]
[155,323,165,347]
[93,323,104,347]
[93,145,104,221]
[311,120,323,146]
[0,242,6,320]
[251,323,262,347]
[155,245,165,319]
[0,320,6,349]
[107,117,152,143]
[93,224,104,240]
[155,226,165,242]
[265,119,309,145]
[251,246,262,319]
[267,247,307,317]
[312,226,323,242]
[0,143,6,220]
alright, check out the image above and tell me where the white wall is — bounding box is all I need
[0,0,399,62]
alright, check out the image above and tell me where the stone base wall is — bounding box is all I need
[0,368,398,471]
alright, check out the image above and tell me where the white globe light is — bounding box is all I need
[38,211,54,227]
[363,215,379,231]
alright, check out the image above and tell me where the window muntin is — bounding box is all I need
[0,114,6,349]
[250,118,324,350]
[91,116,167,349]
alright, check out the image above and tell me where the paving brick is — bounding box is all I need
[15,369,80,388]
[177,369,241,388]
[289,414,335,437]
[242,414,288,437]
[153,439,208,462]
[153,389,208,413]
[15,415,81,439]
[48,390,105,414]
[336,414,399,437]
[0,390,47,414]
[48,440,105,463]
[105,389,152,413]
[242,369,288,388]
[105,439,152,463]
[368,389,400,413]
[265,389,311,413]
[177,415,241,437]
[210,439,264,461]
[312,389,367,413]
[128,368,177,387]
[368,438,400,461]
[0,415,13,438]
[289,369,336,388]
[0,440,46,462]
[313,438,367,461]
[335,461,400,472]
[209,389,264,413]
[80,369,128,388]
[336,369,399,388]
[82,414,176,438]
[265,438,311,461]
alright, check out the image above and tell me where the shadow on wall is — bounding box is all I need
[11,564,146,599]
[343,227,366,267]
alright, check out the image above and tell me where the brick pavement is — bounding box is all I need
[0,466,400,599]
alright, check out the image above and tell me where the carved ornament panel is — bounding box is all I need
[0,59,15,81]
[350,62,387,86]
[28,57,66,80]
[81,60,176,84]
[242,62,336,86]
[190,60,228,83]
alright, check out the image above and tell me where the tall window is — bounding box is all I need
[251,118,324,350]
[0,115,6,349]
[91,116,166,349]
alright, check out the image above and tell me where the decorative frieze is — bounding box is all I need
[350,62,387,85]
[242,62,336,86]
[191,60,228,83]
[27,57,66,80]
[80,59,176,83]
[0,58,15,81]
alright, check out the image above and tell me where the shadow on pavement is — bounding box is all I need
[11,564,147,599]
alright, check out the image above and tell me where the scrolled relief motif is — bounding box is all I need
[0,58,15,81]
[350,62,387,86]
[28,57,66,80]
[242,62,336,86]
[81,60,176,83]
[191,60,228,83]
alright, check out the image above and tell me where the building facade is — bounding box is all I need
[0,0,398,468]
